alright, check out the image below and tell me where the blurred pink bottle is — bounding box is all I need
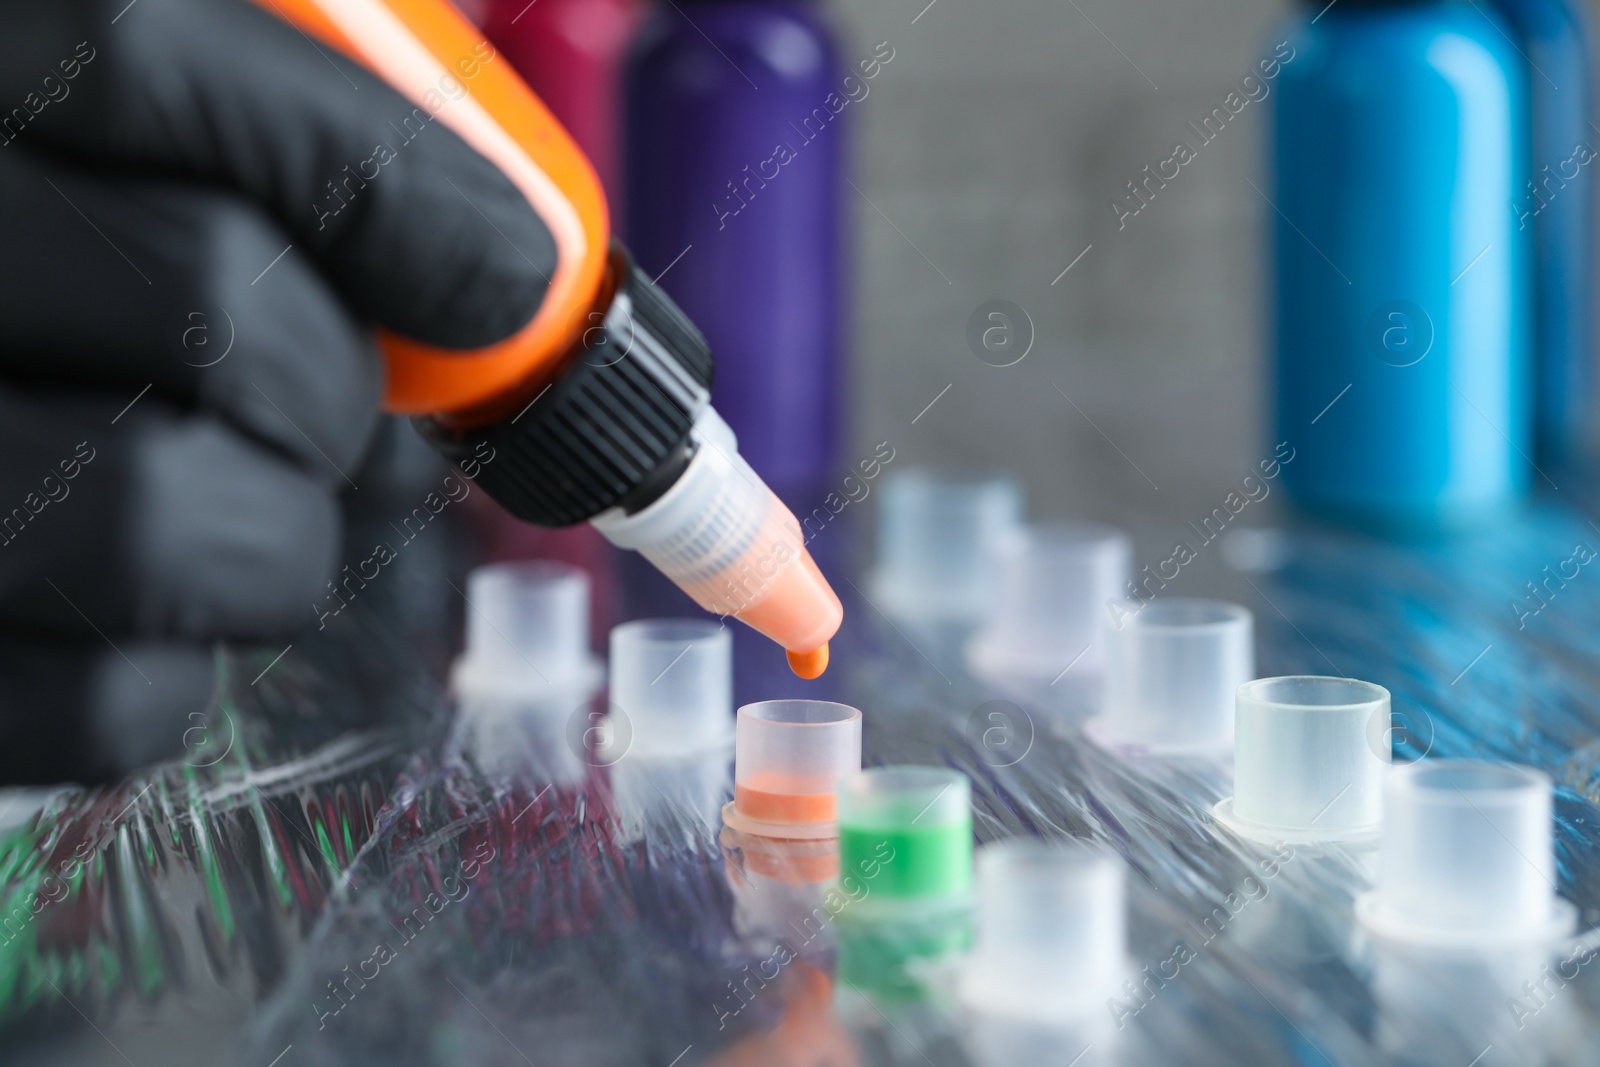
[480,0,645,218]
[461,0,646,641]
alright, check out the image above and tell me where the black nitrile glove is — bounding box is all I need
[0,0,557,783]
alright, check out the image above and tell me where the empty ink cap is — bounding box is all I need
[870,469,1023,623]
[967,522,1131,683]
[1215,676,1389,842]
[838,767,973,910]
[592,409,843,668]
[1358,761,1577,946]
[723,700,862,839]
[609,619,732,756]
[452,561,602,699]
[1087,598,1253,755]
[961,838,1127,1020]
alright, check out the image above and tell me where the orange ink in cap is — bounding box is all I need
[721,700,862,840]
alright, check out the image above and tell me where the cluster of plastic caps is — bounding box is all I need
[861,470,1582,1040]
[448,468,1581,1061]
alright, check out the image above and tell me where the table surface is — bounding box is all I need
[4,494,1600,1067]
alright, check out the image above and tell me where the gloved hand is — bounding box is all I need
[0,0,555,784]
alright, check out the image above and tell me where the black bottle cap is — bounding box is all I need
[418,244,714,527]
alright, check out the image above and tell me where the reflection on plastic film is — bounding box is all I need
[0,726,397,1026]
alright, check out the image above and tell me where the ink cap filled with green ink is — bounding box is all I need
[838,766,973,905]
[835,766,975,1001]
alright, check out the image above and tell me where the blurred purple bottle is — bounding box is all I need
[625,0,846,496]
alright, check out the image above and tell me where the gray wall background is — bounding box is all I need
[825,0,1599,580]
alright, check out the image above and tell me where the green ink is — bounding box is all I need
[838,824,972,900]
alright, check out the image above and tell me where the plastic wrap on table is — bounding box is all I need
[0,515,463,1066]
[12,498,1600,1064]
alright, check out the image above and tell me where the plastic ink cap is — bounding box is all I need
[1214,675,1389,843]
[1358,761,1577,947]
[838,766,973,912]
[722,700,862,840]
[452,561,602,700]
[967,522,1131,684]
[1087,598,1253,755]
[961,838,1128,1021]
[870,468,1023,623]
[609,619,732,757]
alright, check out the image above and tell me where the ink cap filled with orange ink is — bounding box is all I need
[721,699,862,840]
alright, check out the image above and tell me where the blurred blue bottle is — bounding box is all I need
[1272,0,1533,530]
[1493,0,1591,466]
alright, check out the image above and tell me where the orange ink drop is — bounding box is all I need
[786,642,830,680]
